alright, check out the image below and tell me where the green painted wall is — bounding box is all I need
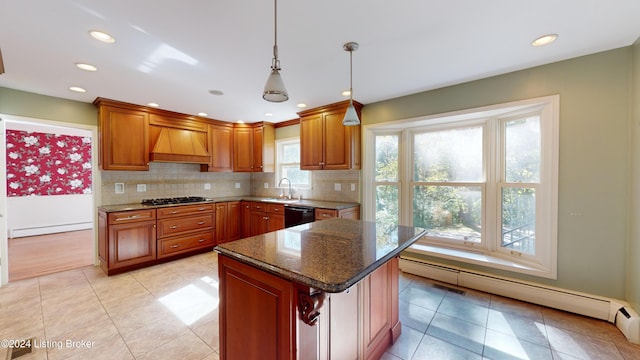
[0,87,96,125]
[363,48,632,300]
[629,40,640,311]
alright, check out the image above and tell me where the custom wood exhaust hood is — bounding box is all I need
[149,126,210,164]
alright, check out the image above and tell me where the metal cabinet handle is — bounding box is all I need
[198,239,206,243]
[197,221,205,225]
[197,207,207,211]
[263,216,269,220]
[171,244,180,248]
[170,225,179,229]
[170,211,179,214]
[116,215,141,221]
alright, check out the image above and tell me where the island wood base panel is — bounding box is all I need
[218,255,401,360]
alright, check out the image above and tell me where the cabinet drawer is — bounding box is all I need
[251,202,266,211]
[266,203,284,214]
[157,231,214,258]
[157,203,214,218]
[157,214,214,238]
[315,208,337,220]
[108,209,156,224]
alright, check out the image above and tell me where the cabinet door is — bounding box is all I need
[228,201,242,241]
[253,126,264,172]
[323,110,353,170]
[315,208,337,221]
[216,202,228,244]
[300,113,324,170]
[99,106,149,170]
[233,126,254,172]
[207,123,234,172]
[241,201,252,238]
[219,256,296,360]
[108,220,156,269]
[267,213,285,232]
[250,210,268,236]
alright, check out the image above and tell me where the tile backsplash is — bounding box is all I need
[100,163,360,205]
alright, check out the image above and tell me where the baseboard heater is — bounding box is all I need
[9,222,93,238]
[399,256,640,344]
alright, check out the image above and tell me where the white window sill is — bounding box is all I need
[404,242,556,279]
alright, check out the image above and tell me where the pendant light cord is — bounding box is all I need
[272,0,279,69]
[349,47,354,104]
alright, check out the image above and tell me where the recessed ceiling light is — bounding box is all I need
[264,113,273,117]
[208,89,224,96]
[297,103,307,108]
[198,112,208,117]
[75,63,97,72]
[147,102,159,107]
[342,90,351,97]
[532,34,558,47]
[69,86,86,93]
[89,30,115,43]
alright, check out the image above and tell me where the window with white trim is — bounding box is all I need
[366,96,559,278]
[276,138,311,189]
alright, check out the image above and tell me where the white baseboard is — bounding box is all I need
[399,256,640,344]
[9,222,93,238]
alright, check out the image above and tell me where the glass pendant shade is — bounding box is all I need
[342,101,360,126]
[263,67,288,102]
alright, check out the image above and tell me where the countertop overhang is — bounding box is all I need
[214,218,426,293]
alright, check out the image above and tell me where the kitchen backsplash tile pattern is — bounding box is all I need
[100,162,250,205]
[100,163,360,205]
[250,170,360,203]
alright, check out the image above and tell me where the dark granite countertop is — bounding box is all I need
[214,218,426,293]
[98,196,359,213]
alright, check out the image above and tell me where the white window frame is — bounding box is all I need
[275,137,311,190]
[363,95,559,279]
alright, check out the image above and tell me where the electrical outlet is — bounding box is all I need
[334,183,341,191]
[351,183,356,191]
[115,183,124,194]
[204,183,211,190]
[136,184,147,192]
[235,182,241,189]
[264,182,269,189]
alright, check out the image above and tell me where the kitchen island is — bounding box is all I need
[214,218,425,360]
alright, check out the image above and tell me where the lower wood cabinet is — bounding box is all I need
[249,202,284,236]
[98,203,216,275]
[218,255,399,360]
[315,205,360,221]
[216,201,241,244]
[98,209,157,275]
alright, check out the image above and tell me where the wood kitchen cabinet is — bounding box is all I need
[233,122,275,172]
[156,203,215,258]
[216,201,241,244]
[249,202,284,236]
[315,205,360,221]
[94,98,150,171]
[201,122,234,172]
[298,100,363,170]
[240,201,253,238]
[98,209,157,275]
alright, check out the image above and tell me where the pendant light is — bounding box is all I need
[263,0,288,102]
[342,42,360,126]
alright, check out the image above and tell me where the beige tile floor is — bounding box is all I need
[0,252,638,360]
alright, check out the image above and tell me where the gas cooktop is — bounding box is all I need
[141,196,208,206]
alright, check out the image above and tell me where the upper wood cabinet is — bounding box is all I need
[201,122,234,172]
[94,98,150,171]
[233,122,275,172]
[298,100,363,170]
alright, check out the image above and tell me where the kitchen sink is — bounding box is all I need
[262,198,299,204]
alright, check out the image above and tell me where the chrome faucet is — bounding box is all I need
[278,177,293,199]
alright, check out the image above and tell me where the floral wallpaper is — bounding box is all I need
[6,130,92,196]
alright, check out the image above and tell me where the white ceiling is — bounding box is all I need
[1,1,639,123]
